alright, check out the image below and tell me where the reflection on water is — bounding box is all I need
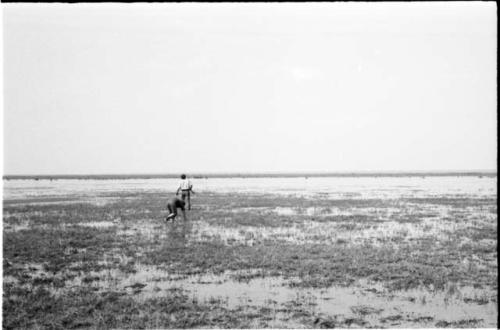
[3,176,497,328]
[3,176,497,201]
[3,221,31,232]
[78,221,116,228]
[53,264,498,328]
[188,213,496,247]
[274,206,353,216]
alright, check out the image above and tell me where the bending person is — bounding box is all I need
[165,197,187,222]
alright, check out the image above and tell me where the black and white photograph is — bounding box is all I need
[1,2,497,329]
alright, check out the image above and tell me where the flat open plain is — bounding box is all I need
[2,176,497,328]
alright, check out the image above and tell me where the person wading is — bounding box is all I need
[176,174,195,210]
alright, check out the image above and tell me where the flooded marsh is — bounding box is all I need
[2,176,497,328]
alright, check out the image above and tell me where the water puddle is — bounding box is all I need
[187,217,479,247]
[271,203,458,223]
[2,200,82,206]
[77,221,116,228]
[189,221,345,246]
[82,196,122,206]
[3,221,31,232]
[273,207,298,216]
[53,265,498,328]
[3,275,20,285]
[2,196,128,207]
[3,262,53,287]
[116,220,170,240]
[273,206,353,217]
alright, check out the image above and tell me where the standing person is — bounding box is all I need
[165,197,186,222]
[176,174,194,210]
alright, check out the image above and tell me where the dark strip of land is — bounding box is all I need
[3,171,496,180]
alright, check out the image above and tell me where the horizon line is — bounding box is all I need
[3,169,497,180]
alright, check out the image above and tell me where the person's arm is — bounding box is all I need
[189,181,195,194]
[176,185,181,196]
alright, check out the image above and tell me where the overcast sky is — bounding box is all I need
[2,2,497,175]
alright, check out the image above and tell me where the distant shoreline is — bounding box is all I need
[3,171,497,180]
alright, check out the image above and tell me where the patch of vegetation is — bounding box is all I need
[3,189,497,328]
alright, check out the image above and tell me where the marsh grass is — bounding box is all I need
[2,190,497,328]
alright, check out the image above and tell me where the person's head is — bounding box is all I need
[181,174,186,180]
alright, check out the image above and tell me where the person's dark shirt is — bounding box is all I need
[169,197,185,210]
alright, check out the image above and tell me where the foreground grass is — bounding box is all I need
[3,191,497,329]
[4,284,279,329]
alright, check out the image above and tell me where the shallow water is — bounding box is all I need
[187,213,496,247]
[3,176,497,328]
[77,221,116,228]
[50,264,498,328]
[3,176,497,201]
[3,221,31,232]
